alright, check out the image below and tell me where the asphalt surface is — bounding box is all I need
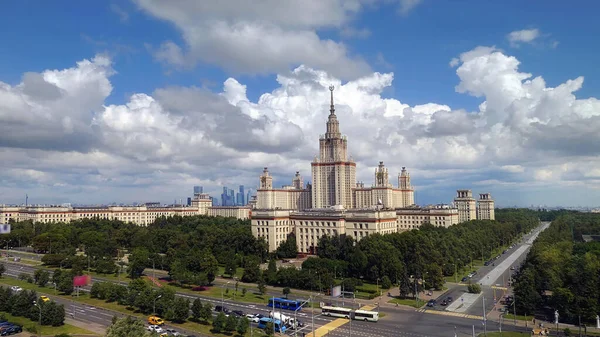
[0,222,549,337]
[420,222,550,319]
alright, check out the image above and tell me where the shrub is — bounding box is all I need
[467,283,481,294]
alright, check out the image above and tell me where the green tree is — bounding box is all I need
[237,317,250,335]
[106,316,152,337]
[275,234,298,258]
[200,302,212,322]
[467,283,481,294]
[212,312,226,332]
[41,301,65,326]
[191,298,202,321]
[381,276,392,289]
[127,247,149,279]
[241,256,261,283]
[266,259,277,284]
[52,269,62,285]
[171,297,190,323]
[57,274,74,295]
[242,288,247,297]
[224,258,237,277]
[257,277,266,295]
[283,287,291,298]
[0,263,5,278]
[224,314,238,333]
[35,270,50,287]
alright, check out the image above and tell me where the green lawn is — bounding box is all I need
[503,313,532,321]
[388,297,423,308]
[0,311,98,335]
[480,332,530,337]
[216,266,245,279]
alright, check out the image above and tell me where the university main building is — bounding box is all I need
[251,87,494,253]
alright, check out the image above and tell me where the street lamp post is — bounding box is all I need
[153,294,162,315]
[294,297,311,337]
[148,258,156,282]
[221,281,232,311]
[33,301,41,337]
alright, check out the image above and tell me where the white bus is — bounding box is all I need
[321,306,352,319]
[352,310,379,322]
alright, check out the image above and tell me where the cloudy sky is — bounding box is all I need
[1,1,599,207]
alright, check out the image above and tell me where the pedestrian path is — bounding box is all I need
[416,308,482,321]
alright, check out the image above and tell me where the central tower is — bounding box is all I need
[311,86,356,209]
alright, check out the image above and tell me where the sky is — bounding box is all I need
[1,0,600,208]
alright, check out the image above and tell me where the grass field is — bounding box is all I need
[387,297,423,308]
[480,332,529,337]
[0,311,98,335]
[503,313,532,321]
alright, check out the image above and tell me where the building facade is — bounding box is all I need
[250,86,461,253]
[454,189,477,223]
[0,192,252,225]
[477,193,495,220]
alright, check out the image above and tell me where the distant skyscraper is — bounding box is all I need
[194,186,203,194]
[237,185,245,205]
[186,197,192,206]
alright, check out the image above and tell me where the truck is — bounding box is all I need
[269,311,298,329]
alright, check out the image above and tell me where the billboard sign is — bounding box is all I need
[331,285,341,298]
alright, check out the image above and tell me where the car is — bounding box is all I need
[148,316,165,326]
[461,277,468,282]
[215,305,228,313]
[510,266,515,270]
[426,300,436,307]
[0,324,23,336]
[164,328,181,336]
[147,325,163,333]
[232,310,244,317]
[446,296,453,302]
[9,286,22,293]
[245,314,260,323]
[441,300,447,306]
[40,296,50,302]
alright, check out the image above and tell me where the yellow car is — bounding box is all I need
[40,296,50,302]
[148,315,165,326]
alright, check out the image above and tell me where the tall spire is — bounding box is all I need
[325,85,341,138]
[329,85,335,115]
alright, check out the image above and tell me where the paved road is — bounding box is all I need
[423,222,550,319]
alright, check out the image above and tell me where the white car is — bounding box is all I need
[245,314,260,323]
[10,286,23,293]
[147,325,163,333]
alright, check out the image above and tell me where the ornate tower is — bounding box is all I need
[375,161,390,187]
[311,86,356,209]
[259,167,273,190]
[292,171,304,189]
[399,167,411,189]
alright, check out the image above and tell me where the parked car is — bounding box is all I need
[446,296,453,302]
[426,300,436,307]
[147,325,163,333]
[441,300,448,306]
[461,277,468,282]
[164,328,181,336]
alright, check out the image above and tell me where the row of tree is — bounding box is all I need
[0,286,65,326]
[4,215,269,285]
[512,212,600,324]
[91,280,258,335]
[255,209,540,295]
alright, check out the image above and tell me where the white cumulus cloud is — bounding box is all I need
[2,45,600,206]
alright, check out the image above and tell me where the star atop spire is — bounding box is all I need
[329,85,335,115]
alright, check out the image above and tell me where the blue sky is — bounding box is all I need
[1,0,600,207]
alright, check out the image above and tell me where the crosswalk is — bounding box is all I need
[416,308,482,320]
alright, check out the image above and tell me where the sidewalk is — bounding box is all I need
[64,317,106,335]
